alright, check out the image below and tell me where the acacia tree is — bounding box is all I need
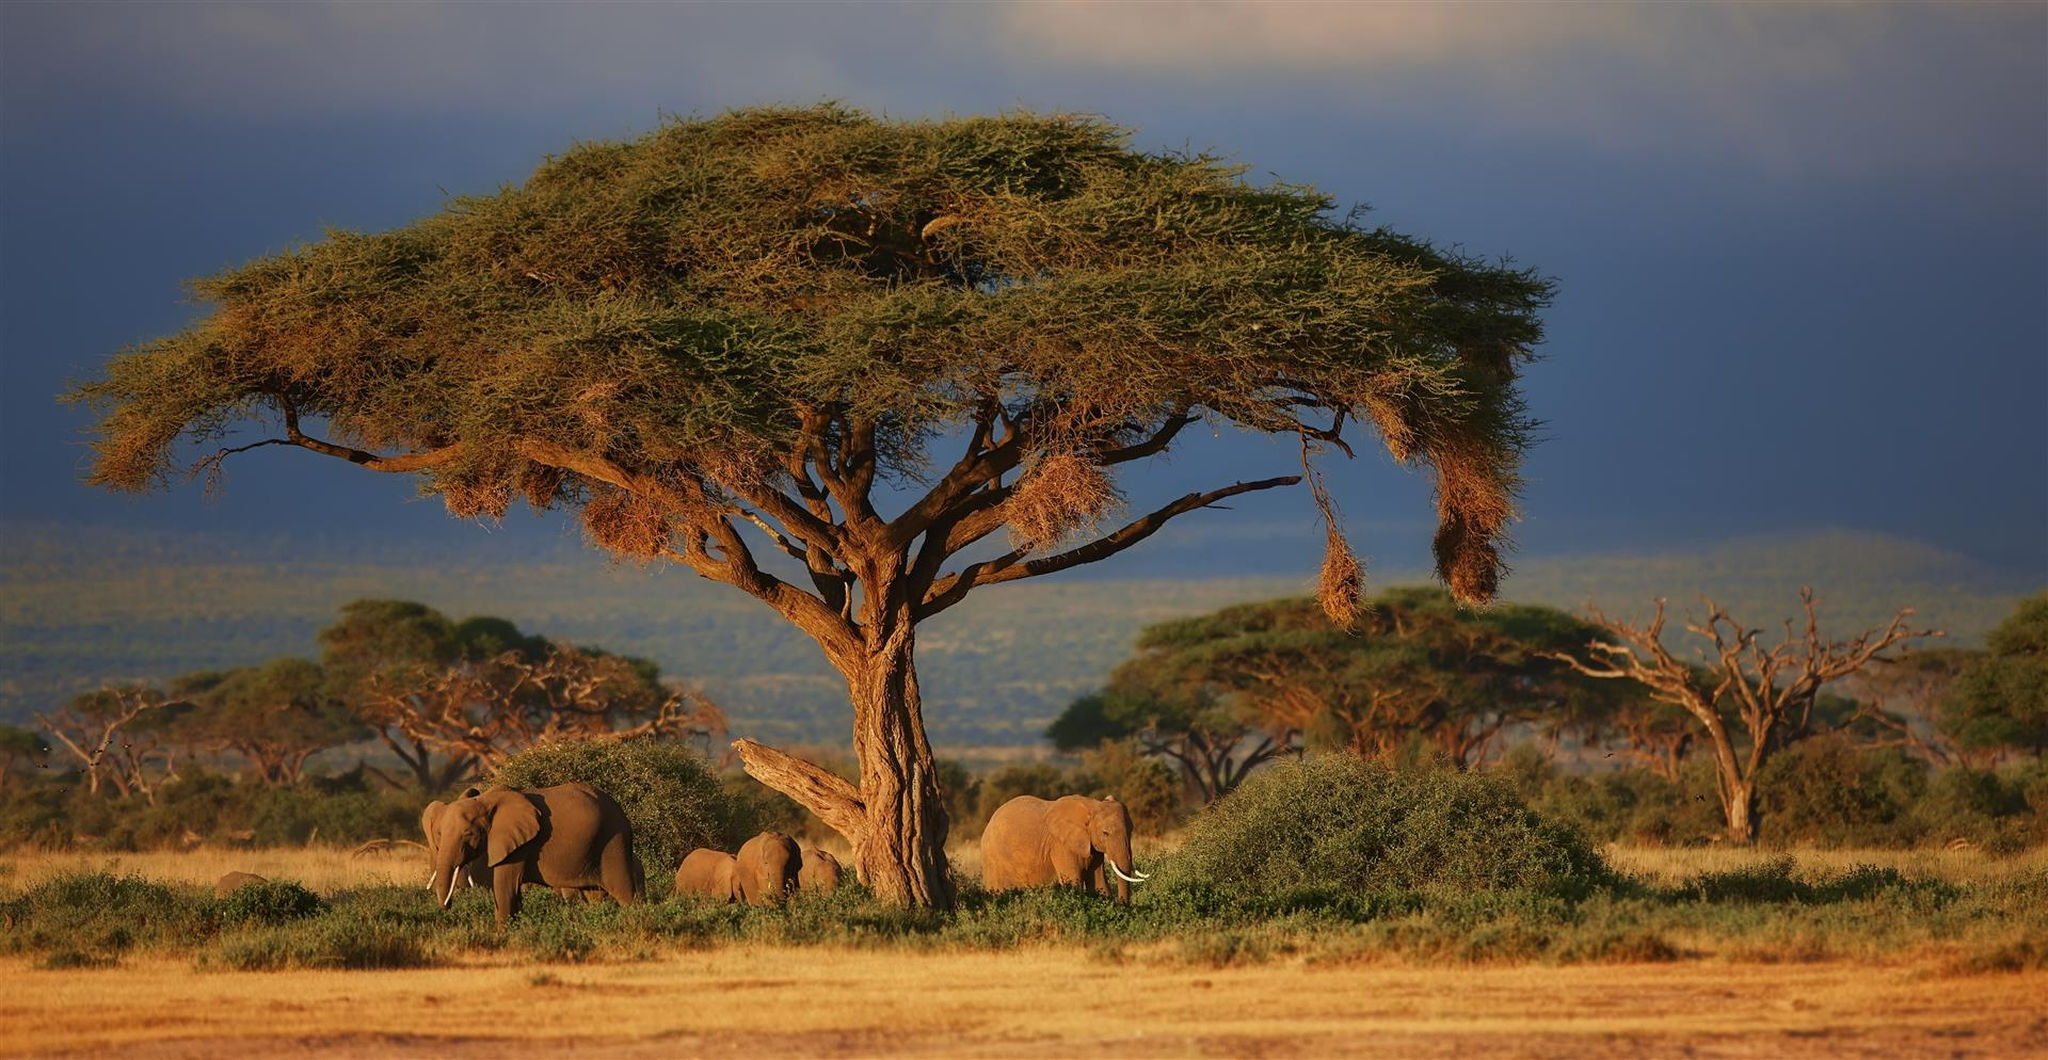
[1056,590,1618,792]
[170,660,366,784]
[1549,589,1934,843]
[70,107,1548,906]
[1942,594,2048,759]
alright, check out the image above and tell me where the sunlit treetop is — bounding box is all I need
[76,104,1549,614]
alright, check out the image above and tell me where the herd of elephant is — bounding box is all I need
[217,780,1150,928]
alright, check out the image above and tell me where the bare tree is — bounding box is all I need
[1549,588,1935,843]
[36,687,188,802]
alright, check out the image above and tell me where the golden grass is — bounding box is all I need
[4,948,2042,1059]
[1602,843,2048,885]
[0,845,424,892]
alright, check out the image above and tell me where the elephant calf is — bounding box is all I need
[798,846,843,894]
[427,782,643,928]
[736,831,801,906]
[674,848,740,902]
[981,794,1148,903]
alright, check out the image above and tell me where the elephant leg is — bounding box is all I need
[493,863,523,929]
[600,839,639,905]
[1052,851,1090,890]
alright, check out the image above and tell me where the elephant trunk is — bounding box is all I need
[1105,836,1138,904]
[431,847,464,908]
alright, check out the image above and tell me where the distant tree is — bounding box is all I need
[1942,593,2048,758]
[1049,684,1294,806]
[1549,589,1935,843]
[35,686,192,802]
[1054,589,1622,798]
[359,639,725,775]
[318,599,489,790]
[0,724,50,786]
[170,659,365,784]
[71,107,1548,906]
[1839,646,1985,766]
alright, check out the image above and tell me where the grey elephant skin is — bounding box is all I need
[980,795,1145,902]
[798,846,843,893]
[736,831,801,906]
[427,782,643,927]
[674,848,741,902]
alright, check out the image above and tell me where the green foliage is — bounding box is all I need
[73,106,1551,604]
[1944,592,2048,755]
[1054,589,1635,807]
[489,738,731,877]
[1756,736,1927,847]
[217,880,324,926]
[1151,755,1609,910]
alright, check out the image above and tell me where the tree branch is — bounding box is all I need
[916,475,1301,618]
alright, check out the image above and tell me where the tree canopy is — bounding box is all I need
[1944,593,2048,756]
[1052,588,1626,799]
[71,105,1553,906]
[75,104,1545,610]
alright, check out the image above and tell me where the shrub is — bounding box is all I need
[1756,737,1928,847]
[490,738,731,878]
[1149,755,1609,910]
[0,871,216,956]
[218,880,324,926]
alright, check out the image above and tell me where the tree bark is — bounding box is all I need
[1722,780,1756,845]
[734,620,954,907]
[842,626,953,907]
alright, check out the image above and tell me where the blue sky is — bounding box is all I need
[2,1,2043,577]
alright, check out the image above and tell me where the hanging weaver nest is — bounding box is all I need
[581,489,673,560]
[1006,451,1123,553]
[1427,438,1516,606]
[517,463,566,511]
[439,476,513,521]
[1305,455,1366,627]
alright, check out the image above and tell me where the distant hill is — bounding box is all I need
[0,522,2034,748]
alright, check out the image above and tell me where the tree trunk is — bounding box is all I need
[843,627,953,908]
[734,624,954,909]
[1722,780,1756,845]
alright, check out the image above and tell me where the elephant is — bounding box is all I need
[674,848,741,902]
[798,846,843,894]
[735,831,801,906]
[427,782,643,927]
[980,794,1148,902]
[214,871,267,897]
[421,786,488,892]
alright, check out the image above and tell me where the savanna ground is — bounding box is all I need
[4,844,2045,1059]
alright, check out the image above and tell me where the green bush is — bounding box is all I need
[207,918,434,970]
[1756,737,1927,847]
[0,871,216,956]
[1149,755,1610,910]
[218,880,324,926]
[490,738,732,879]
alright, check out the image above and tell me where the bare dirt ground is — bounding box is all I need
[5,948,2043,1060]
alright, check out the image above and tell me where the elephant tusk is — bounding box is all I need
[1106,860,1146,885]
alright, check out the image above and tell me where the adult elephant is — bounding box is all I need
[427,783,643,927]
[981,795,1147,903]
[798,846,842,894]
[735,831,801,907]
[421,787,487,892]
[674,848,740,902]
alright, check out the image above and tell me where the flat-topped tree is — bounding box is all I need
[72,106,1549,907]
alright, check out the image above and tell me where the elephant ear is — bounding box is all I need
[420,801,446,847]
[485,791,543,866]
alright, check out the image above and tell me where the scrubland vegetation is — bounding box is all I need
[6,755,2043,978]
